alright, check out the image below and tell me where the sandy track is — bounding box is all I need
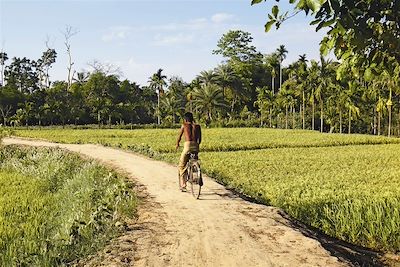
[3,137,347,267]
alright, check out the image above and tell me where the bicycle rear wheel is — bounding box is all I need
[189,162,202,199]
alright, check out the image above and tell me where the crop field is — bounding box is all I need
[166,145,400,251]
[11,128,400,252]
[15,128,400,153]
[0,145,136,266]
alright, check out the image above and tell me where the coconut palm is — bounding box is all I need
[73,71,89,85]
[148,68,167,124]
[215,64,235,98]
[197,70,217,86]
[264,53,279,94]
[192,84,227,125]
[255,86,275,127]
[276,45,288,91]
[0,52,8,85]
[161,94,182,124]
[297,54,308,129]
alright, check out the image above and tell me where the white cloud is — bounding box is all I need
[101,26,131,42]
[152,33,194,46]
[211,13,235,23]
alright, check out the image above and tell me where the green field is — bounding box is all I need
[15,128,400,153]
[11,128,400,252]
[0,145,136,266]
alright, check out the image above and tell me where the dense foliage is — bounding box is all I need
[1,28,399,136]
[0,146,136,266]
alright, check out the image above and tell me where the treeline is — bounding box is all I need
[0,30,399,136]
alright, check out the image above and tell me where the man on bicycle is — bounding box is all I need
[176,112,202,191]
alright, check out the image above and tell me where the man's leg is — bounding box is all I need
[178,150,189,189]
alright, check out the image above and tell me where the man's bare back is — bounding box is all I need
[177,122,202,144]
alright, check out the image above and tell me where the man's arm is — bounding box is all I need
[176,126,184,151]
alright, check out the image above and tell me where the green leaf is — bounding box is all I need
[310,19,321,25]
[322,19,335,28]
[364,67,373,81]
[251,0,264,5]
[272,5,279,17]
[265,20,275,32]
[306,0,323,12]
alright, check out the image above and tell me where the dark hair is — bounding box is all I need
[184,112,194,122]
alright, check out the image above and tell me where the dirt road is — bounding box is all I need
[3,137,347,267]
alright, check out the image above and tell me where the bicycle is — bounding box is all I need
[180,152,203,199]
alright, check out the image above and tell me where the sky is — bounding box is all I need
[0,0,327,85]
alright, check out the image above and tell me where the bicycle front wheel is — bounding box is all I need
[189,162,202,199]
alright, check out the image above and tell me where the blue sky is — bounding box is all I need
[0,0,326,85]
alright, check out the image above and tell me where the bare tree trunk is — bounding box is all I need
[63,26,78,91]
[398,100,400,137]
[97,111,101,128]
[373,108,377,135]
[292,106,295,129]
[279,63,282,91]
[285,106,288,129]
[348,108,351,134]
[302,91,305,129]
[320,100,324,133]
[0,63,4,86]
[378,111,381,136]
[269,108,272,128]
[272,77,275,95]
[312,100,315,130]
[388,105,392,137]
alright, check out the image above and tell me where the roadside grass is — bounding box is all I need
[0,146,136,266]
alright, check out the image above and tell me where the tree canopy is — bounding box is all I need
[251,0,400,74]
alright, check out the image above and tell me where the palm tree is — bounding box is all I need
[307,60,320,130]
[161,94,182,124]
[215,64,235,98]
[347,101,360,134]
[315,56,335,132]
[192,84,227,125]
[73,71,89,85]
[0,52,8,86]
[289,54,308,129]
[148,69,167,124]
[255,86,275,127]
[197,70,217,86]
[276,45,288,92]
[264,53,279,94]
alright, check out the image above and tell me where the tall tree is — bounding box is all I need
[276,45,288,91]
[0,52,8,86]
[213,30,262,62]
[4,57,39,94]
[37,48,57,89]
[192,84,227,125]
[148,69,167,124]
[62,26,78,90]
[264,53,279,94]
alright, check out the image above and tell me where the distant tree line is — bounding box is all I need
[0,28,399,136]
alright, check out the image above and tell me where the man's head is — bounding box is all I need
[184,112,194,123]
